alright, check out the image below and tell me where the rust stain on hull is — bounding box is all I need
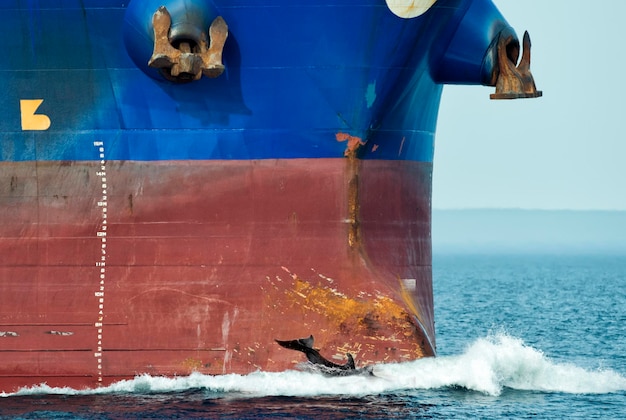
[346,156,360,249]
[336,132,366,249]
[266,267,430,365]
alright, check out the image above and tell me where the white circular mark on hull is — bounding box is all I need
[386,0,438,18]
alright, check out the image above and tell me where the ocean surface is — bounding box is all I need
[1,254,625,419]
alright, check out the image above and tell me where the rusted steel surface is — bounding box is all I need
[491,31,542,99]
[148,6,228,82]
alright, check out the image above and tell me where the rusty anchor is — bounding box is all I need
[148,6,228,83]
[490,31,542,99]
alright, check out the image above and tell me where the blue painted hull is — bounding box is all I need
[2,0,510,162]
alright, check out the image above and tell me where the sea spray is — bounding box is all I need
[4,333,625,399]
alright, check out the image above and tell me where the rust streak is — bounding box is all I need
[335,132,365,249]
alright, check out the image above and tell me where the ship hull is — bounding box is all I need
[0,0,518,392]
[1,157,433,391]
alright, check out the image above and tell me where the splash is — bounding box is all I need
[4,333,625,398]
[378,332,626,396]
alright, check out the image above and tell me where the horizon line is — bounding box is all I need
[432,208,626,212]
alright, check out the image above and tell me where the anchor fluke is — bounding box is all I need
[148,6,228,83]
[490,31,542,99]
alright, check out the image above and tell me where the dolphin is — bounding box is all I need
[275,335,373,376]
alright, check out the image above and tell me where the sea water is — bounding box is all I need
[1,254,625,419]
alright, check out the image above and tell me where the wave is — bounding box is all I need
[4,333,625,398]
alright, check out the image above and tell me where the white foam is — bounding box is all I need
[4,332,625,398]
[377,333,626,396]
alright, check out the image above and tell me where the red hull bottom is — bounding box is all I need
[0,158,433,392]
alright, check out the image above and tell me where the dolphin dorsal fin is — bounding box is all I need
[346,353,355,369]
[299,335,314,349]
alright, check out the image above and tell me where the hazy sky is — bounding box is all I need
[433,0,626,210]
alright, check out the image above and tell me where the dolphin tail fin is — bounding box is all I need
[275,335,315,352]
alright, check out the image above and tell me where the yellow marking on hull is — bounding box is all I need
[20,99,51,131]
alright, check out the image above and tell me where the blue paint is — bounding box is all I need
[366,82,377,109]
[1,0,513,163]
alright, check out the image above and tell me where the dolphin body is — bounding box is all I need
[275,335,373,376]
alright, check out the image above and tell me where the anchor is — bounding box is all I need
[490,31,542,99]
[148,6,228,83]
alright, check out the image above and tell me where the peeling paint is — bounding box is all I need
[315,271,334,284]
[335,132,365,158]
[267,271,428,363]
